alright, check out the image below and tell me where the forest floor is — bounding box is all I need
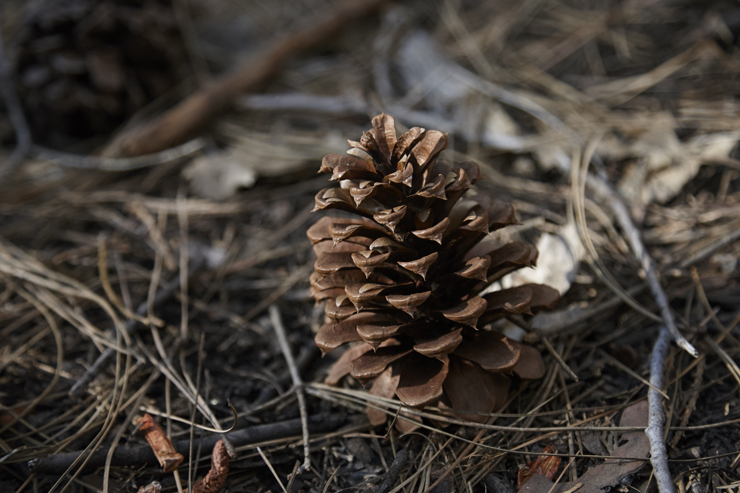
[0,0,739,492]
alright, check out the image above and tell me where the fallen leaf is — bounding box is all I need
[604,113,740,212]
[183,152,257,200]
[137,482,162,493]
[501,222,583,296]
[518,445,562,488]
[518,401,650,493]
[184,125,347,199]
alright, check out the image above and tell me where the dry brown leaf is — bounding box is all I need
[518,401,650,493]
[602,113,740,212]
[518,445,562,488]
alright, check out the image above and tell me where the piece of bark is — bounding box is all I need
[373,449,409,493]
[186,440,229,493]
[137,414,184,473]
[109,0,388,157]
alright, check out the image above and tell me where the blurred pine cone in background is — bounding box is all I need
[13,0,189,145]
[308,114,560,426]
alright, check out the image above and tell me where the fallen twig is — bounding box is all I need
[109,0,388,157]
[31,139,205,171]
[29,414,344,475]
[530,285,646,336]
[373,448,408,493]
[588,176,698,358]
[645,326,676,493]
[269,304,311,473]
[571,144,664,325]
[575,137,698,358]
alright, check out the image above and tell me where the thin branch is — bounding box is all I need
[373,449,408,493]
[571,144,663,324]
[28,414,344,475]
[542,336,579,382]
[109,0,388,156]
[269,305,310,473]
[645,326,676,493]
[587,175,698,358]
[31,139,205,171]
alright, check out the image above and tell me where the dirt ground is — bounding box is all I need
[0,0,739,492]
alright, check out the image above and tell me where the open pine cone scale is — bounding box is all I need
[308,114,559,423]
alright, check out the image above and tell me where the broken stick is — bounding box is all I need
[110,0,388,157]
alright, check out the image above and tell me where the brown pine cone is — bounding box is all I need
[13,0,188,144]
[308,114,559,425]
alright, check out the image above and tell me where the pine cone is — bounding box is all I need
[13,0,188,144]
[308,114,559,424]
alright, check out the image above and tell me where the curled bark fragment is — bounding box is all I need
[374,205,407,231]
[443,356,510,423]
[386,291,431,316]
[350,346,412,383]
[186,439,230,493]
[413,327,463,356]
[325,344,373,385]
[370,113,397,160]
[137,413,184,473]
[367,367,400,425]
[392,127,424,162]
[315,312,377,352]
